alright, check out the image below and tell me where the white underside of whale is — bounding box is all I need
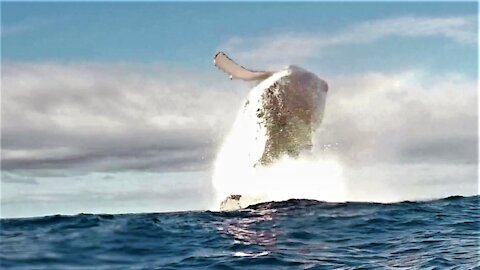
[212,70,292,208]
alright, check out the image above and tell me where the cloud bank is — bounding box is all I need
[2,63,476,177]
[2,63,247,174]
[316,70,477,165]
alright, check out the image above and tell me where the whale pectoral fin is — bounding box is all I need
[214,52,272,81]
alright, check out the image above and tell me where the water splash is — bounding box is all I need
[212,155,346,209]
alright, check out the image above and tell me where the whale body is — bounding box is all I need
[253,65,328,165]
[212,52,329,210]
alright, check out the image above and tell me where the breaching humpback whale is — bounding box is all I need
[213,52,329,210]
[214,52,328,166]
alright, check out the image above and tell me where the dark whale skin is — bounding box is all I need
[257,66,328,166]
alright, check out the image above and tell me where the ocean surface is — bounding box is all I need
[1,195,478,269]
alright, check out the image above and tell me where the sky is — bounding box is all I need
[1,2,478,218]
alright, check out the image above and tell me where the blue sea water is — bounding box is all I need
[1,196,478,269]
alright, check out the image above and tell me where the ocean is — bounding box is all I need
[1,195,478,269]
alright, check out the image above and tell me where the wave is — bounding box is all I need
[1,196,478,269]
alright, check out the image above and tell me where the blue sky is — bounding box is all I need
[1,2,478,218]
[2,2,477,75]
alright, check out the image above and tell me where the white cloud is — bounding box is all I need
[315,70,477,165]
[2,62,476,175]
[220,16,477,68]
[2,62,247,172]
